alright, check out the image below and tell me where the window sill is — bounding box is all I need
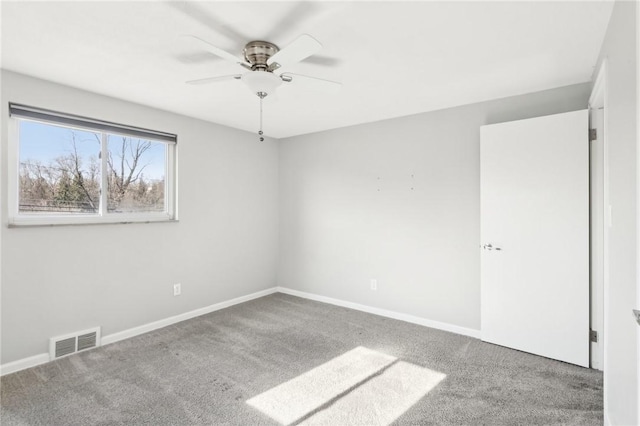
[8,214,178,228]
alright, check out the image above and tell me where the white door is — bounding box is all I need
[480,110,589,367]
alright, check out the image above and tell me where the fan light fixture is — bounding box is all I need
[241,71,283,141]
[242,71,282,98]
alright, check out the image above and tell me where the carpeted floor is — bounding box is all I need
[1,293,602,425]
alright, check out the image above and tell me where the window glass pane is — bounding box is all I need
[19,120,101,214]
[106,135,166,213]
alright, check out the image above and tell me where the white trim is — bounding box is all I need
[0,353,50,376]
[636,4,640,423]
[8,117,19,223]
[99,133,108,216]
[101,287,278,346]
[589,61,607,372]
[588,106,605,371]
[1,287,278,376]
[1,286,479,376]
[166,133,178,220]
[276,287,481,339]
[590,58,611,421]
[8,213,177,228]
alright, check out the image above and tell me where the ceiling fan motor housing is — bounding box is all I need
[243,41,279,71]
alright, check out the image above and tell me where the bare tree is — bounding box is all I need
[19,130,161,213]
[54,132,99,210]
[19,159,57,209]
[106,135,152,209]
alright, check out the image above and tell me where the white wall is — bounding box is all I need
[593,1,638,424]
[0,70,279,364]
[278,83,590,332]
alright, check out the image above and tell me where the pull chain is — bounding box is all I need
[258,93,265,142]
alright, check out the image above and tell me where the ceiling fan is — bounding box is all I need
[184,33,341,140]
[185,33,340,96]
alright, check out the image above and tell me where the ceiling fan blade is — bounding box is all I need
[174,51,219,65]
[301,55,342,67]
[281,72,341,87]
[183,35,247,67]
[267,34,322,68]
[169,2,248,48]
[186,75,241,85]
[280,72,342,95]
[264,2,319,42]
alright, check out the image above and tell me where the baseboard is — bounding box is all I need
[101,287,278,346]
[1,287,278,376]
[2,286,478,376]
[276,287,481,339]
[0,353,50,376]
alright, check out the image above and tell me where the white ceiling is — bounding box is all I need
[1,1,613,139]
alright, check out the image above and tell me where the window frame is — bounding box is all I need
[8,104,177,227]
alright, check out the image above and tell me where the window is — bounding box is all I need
[9,104,177,226]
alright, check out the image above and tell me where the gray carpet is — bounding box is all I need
[1,293,602,425]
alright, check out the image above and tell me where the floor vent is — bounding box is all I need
[49,327,101,360]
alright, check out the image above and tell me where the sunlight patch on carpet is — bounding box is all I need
[246,346,396,425]
[300,361,446,425]
[246,346,446,425]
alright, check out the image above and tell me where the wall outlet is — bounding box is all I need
[173,283,181,296]
[370,279,377,291]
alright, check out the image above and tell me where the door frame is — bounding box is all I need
[636,4,640,422]
[589,60,608,371]
[588,57,608,406]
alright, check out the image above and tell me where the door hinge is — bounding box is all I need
[589,129,597,141]
[589,329,598,343]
